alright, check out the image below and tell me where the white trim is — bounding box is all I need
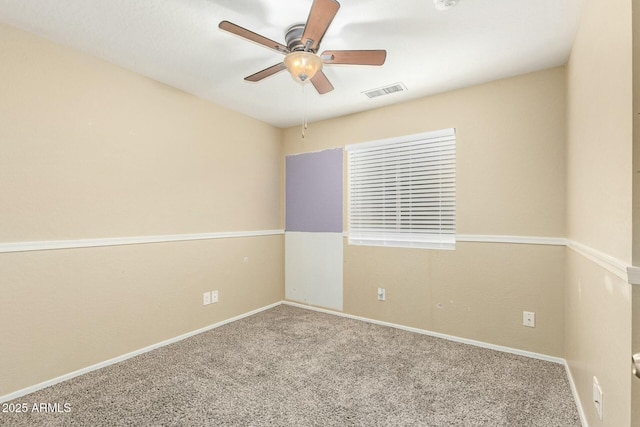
[282,301,564,364]
[0,302,281,404]
[456,234,567,246]
[566,240,629,282]
[564,362,589,427]
[0,229,284,254]
[627,266,640,286]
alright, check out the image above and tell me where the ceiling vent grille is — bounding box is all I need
[363,83,407,98]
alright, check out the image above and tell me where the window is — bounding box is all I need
[346,128,456,250]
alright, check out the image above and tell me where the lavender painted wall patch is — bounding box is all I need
[285,148,343,233]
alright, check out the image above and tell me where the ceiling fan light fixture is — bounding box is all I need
[284,51,323,84]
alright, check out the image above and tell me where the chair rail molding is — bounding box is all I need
[0,230,285,254]
[3,231,637,286]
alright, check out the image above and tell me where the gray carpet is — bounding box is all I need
[1,304,581,426]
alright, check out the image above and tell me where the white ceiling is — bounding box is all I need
[0,0,583,128]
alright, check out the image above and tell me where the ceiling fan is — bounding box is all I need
[219,0,387,95]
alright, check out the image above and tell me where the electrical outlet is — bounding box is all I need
[203,292,211,306]
[377,288,386,301]
[211,290,219,303]
[593,376,603,420]
[523,311,535,327]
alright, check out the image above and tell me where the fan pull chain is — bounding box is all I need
[301,84,308,139]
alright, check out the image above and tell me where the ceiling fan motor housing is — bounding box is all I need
[285,24,312,52]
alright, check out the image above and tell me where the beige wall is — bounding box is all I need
[634,0,640,268]
[284,68,568,357]
[633,0,640,424]
[286,67,566,238]
[344,242,565,356]
[0,24,284,396]
[566,0,633,265]
[565,0,635,425]
[565,251,632,426]
[0,236,283,395]
[0,25,282,240]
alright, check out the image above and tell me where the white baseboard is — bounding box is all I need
[283,301,564,364]
[564,361,589,427]
[0,302,281,403]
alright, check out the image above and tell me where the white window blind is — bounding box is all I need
[346,128,456,250]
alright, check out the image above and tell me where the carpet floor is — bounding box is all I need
[1,304,581,426]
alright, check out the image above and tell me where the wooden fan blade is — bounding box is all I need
[219,21,288,55]
[321,50,387,66]
[310,70,334,94]
[245,63,287,82]
[301,0,340,52]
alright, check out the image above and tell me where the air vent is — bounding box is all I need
[363,83,407,98]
